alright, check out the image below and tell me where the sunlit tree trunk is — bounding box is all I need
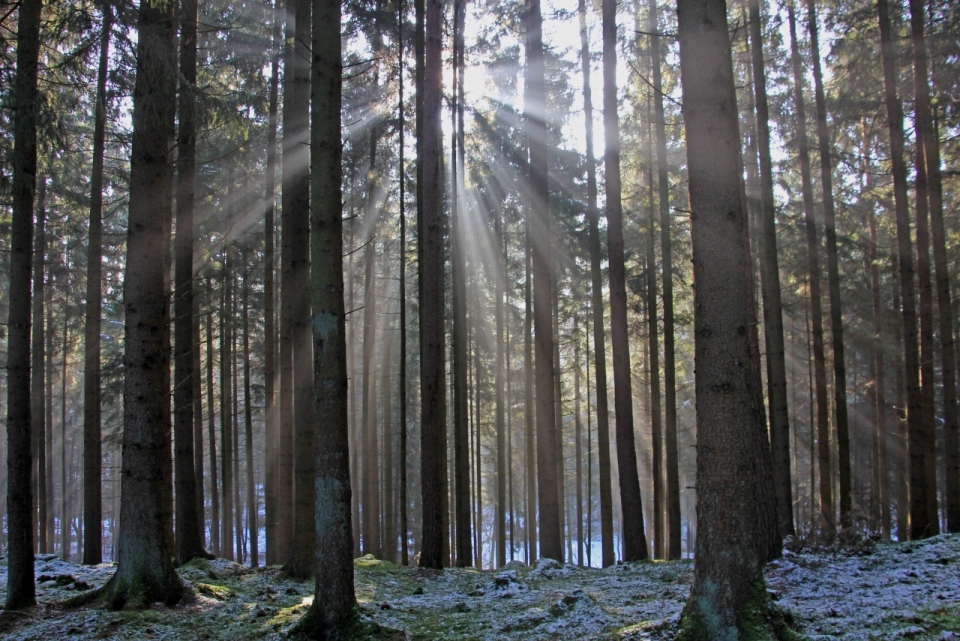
[877,0,928,540]
[206,308,220,555]
[577,0,614,567]
[221,250,235,561]
[749,0,794,539]
[398,0,410,566]
[574,323,583,566]
[242,246,258,567]
[676,0,767,631]
[526,0,562,564]
[524,208,536,564]
[788,6,832,536]
[82,0,112,566]
[361,225,381,559]
[603,0,648,562]
[102,0,183,606]
[382,319,396,562]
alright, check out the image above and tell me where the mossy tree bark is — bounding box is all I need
[104,0,183,608]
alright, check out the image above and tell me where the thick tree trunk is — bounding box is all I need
[173,0,205,565]
[32,177,46,555]
[804,0,852,532]
[418,0,445,570]
[526,0,562,564]
[675,0,767,632]
[877,0,929,540]
[602,0,648,562]
[748,0,794,539]
[301,0,358,624]
[788,7,833,536]
[577,0,614,568]
[83,0,111,566]
[263,0,281,566]
[6,0,42,608]
[103,0,183,606]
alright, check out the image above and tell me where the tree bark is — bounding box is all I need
[577,0,614,567]
[877,0,928,540]
[32,177,46,555]
[676,0,767,631]
[749,0,794,539]
[418,0,445,570]
[242,246,258,567]
[602,0,648,562]
[83,0,112,566]
[173,0,205,565]
[804,0,852,532]
[788,6,833,536]
[301,0,358,624]
[103,0,183,606]
[644,114,663,560]
[221,249,235,561]
[398,0,409,566]
[361,225,381,559]
[207,309,220,555]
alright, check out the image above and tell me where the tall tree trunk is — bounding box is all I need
[278,0,301,563]
[59,310,69,560]
[289,0,316,576]
[301,0,357,625]
[233,304,243,562]
[574,322,583,566]
[526,0,562,564]
[748,0,793,539]
[32,177,46,554]
[676,0,767,631]
[382,319,395,562]
[788,6,833,536]
[263,0,281,566]
[398,0,409,566]
[909,0,946,535]
[805,0,852,532]
[207,309,220,555]
[577,0,614,567]
[603,0,648,562]
[83,0,111,565]
[103,0,183,606]
[648,0,681,561]
[877,0,928,540]
[451,0,473,568]
[6,0,42,607]
[524,205,536,564]
[221,251,235,561]
[193,290,205,549]
[173,0,205,565]
[361,229,381,559]
[418,0,445,570]
[242,246,258,567]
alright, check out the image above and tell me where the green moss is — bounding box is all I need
[194,582,231,600]
[180,557,211,571]
[354,555,400,572]
[676,581,804,641]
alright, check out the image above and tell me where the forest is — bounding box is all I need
[0,0,958,637]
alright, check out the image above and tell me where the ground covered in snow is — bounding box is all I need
[0,534,958,639]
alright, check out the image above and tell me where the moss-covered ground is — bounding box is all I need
[0,534,957,639]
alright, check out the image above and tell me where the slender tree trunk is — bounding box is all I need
[173,0,205,565]
[603,0,648,562]
[32,177,46,554]
[586,326,593,566]
[103,0,183,606]
[574,323,583,566]
[382,319,395,562]
[278,0,300,563]
[398,0,409,566]
[301,0,357,623]
[524,198,536,564]
[242,246,258,567]
[451,0,473,568]
[83,0,111,565]
[207,309,220,555]
[525,0,562,563]
[877,0,928,540]
[361,230,381,559]
[222,249,235,561]
[263,0,281,566]
[60,307,70,559]
[233,307,243,563]
[288,0,316,575]
[676,0,767,630]
[346,167,361,558]
[748,0,793,539]
[193,289,205,548]
[909,0,946,534]
[788,6,833,536]
[804,0,852,532]
[418,0,445,570]
[493,64,507,570]
[577,0,614,567]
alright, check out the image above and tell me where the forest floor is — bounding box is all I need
[0,533,958,640]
